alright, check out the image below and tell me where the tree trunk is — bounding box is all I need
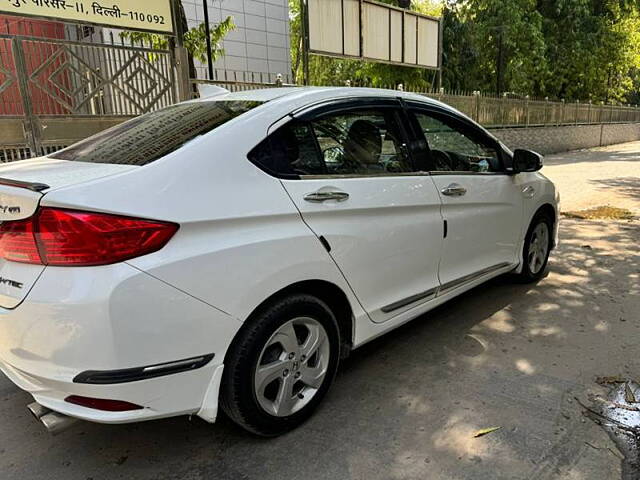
[176,2,198,80]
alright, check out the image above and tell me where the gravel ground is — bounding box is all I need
[0,142,639,480]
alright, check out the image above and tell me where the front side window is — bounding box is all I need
[248,108,413,178]
[51,101,264,166]
[311,110,412,175]
[413,112,502,173]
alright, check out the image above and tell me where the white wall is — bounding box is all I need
[181,0,292,82]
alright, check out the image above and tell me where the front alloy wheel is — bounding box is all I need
[528,222,550,275]
[517,212,553,282]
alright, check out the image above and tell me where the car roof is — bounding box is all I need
[197,86,450,110]
[190,86,486,142]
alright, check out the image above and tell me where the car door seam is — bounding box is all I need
[277,180,371,318]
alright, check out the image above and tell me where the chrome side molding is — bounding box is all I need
[438,262,513,296]
[381,288,438,313]
[380,262,514,315]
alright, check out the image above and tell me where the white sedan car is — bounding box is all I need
[0,87,558,436]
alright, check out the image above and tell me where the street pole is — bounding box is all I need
[300,0,310,85]
[496,26,504,96]
[171,0,191,101]
[437,14,443,91]
[202,0,214,81]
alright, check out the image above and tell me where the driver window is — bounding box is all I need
[413,112,501,173]
[310,110,412,175]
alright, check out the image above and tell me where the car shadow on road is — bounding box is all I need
[2,219,638,480]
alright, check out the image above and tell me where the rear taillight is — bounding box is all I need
[0,208,178,266]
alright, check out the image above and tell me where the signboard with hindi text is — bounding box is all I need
[1,0,174,34]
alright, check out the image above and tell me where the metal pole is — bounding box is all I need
[496,27,504,96]
[301,0,311,85]
[170,0,191,101]
[202,0,214,80]
[436,17,443,91]
[12,38,40,156]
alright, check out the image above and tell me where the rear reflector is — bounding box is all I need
[65,395,144,412]
[0,208,178,266]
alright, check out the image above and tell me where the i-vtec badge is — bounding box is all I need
[0,277,23,289]
[0,205,21,214]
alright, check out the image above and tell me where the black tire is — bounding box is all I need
[220,293,340,436]
[516,212,553,283]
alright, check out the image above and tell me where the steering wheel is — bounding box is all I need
[431,150,453,171]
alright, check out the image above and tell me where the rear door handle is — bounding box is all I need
[441,183,467,197]
[304,190,350,203]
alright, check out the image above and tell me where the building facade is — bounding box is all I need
[181,0,292,82]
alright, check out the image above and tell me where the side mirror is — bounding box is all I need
[512,149,543,173]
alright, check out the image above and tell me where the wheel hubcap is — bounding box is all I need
[528,222,550,274]
[254,317,330,417]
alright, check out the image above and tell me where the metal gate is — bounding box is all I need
[0,33,179,161]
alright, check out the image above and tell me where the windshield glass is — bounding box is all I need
[50,100,264,166]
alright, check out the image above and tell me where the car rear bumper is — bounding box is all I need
[0,357,224,424]
[0,262,240,424]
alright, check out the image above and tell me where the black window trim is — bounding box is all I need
[293,97,404,121]
[402,100,510,175]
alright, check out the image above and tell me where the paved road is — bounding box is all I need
[543,141,640,214]
[1,143,639,480]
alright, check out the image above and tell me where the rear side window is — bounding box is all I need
[249,122,326,177]
[51,101,263,166]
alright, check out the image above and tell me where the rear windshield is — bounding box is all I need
[50,101,264,165]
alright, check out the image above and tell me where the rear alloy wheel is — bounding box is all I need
[221,294,340,436]
[255,317,331,417]
[517,213,553,282]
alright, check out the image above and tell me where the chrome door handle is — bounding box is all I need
[304,190,350,203]
[441,183,467,197]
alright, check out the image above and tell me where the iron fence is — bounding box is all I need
[192,79,640,127]
[420,90,640,127]
[3,37,640,162]
[0,21,178,162]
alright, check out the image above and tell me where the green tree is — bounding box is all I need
[537,0,640,102]
[441,0,547,95]
[441,0,640,102]
[291,0,640,102]
[289,0,443,87]
[120,5,235,67]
